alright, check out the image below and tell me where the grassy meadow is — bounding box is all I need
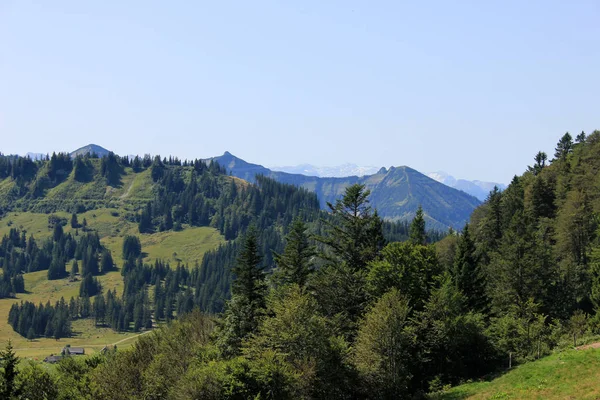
[438,347,600,399]
[0,205,225,359]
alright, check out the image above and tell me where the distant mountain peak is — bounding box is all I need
[212,153,480,230]
[70,144,111,158]
[270,162,380,178]
[427,171,506,201]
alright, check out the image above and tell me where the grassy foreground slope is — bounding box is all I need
[439,348,600,399]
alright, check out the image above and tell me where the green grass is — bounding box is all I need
[140,226,224,265]
[0,270,136,361]
[0,165,227,359]
[438,348,600,399]
[0,209,225,359]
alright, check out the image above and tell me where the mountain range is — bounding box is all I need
[426,171,506,201]
[270,163,504,201]
[211,152,480,231]
[19,145,483,230]
[270,163,380,178]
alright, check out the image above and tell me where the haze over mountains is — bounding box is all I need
[271,163,506,201]
[17,145,485,230]
[211,151,479,231]
[426,171,507,201]
[270,163,380,178]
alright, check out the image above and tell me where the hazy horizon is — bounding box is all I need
[2,1,598,183]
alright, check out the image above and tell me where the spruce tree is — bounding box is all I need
[272,218,315,287]
[452,224,486,312]
[218,226,265,356]
[94,294,106,326]
[554,132,573,161]
[314,184,385,335]
[231,226,265,308]
[0,340,20,399]
[100,250,114,273]
[71,260,79,276]
[409,206,427,245]
[70,213,79,229]
[319,183,385,272]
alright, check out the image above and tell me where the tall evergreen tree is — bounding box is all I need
[218,226,266,356]
[319,184,386,272]
[554,132,573,161]
[314,184,386,335]
[272,218,315,287]
[452,224,486,312]
[0,340,20,399]
[100,250,114,273]
[409,206,427,245]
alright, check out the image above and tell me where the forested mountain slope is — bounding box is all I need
[3,132,600,399]
[211,151,481,230]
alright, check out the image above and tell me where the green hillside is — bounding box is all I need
[438,347,600,399]
[0,151,327,358]
[211,152,481,230]
[0,209,225,359]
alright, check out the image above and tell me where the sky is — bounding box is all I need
[1,1,598,184]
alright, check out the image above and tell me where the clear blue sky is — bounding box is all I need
[1,1,598,183]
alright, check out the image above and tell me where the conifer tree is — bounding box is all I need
[272,218,315,287]
[554,132,573,161]
[71,260,79,276]
[409,206,427,245]
[94,294,106,326]
[528,151,547,175]
[452,224,486,312]
[70,213,79,229]
[314,184,386,335]
[0,340,20,399]
[100,250,114,273]
[319,184,386,272]
[218,226,265,356]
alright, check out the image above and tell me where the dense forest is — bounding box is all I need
[2,131,599,399]
[1,151,427,333]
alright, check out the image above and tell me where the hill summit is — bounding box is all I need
[70,144,111,158]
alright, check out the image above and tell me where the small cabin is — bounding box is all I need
[44,355,63,364]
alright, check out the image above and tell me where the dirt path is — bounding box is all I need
[576,342,600,350]
[111,330,152,346]
[14,330,153,352]
[119,179,135,200]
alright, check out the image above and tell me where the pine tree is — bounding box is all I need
[218,226,265,356]
[452,224,486,312]
[313,184,386,335]
[231,226,265,308]
[94,294,106,326]
[71,213,79,229]
[100,250,114,273]
[554,132,573,161]
[409,206,427,245]
[0,340,20,399]
[528,151,547,175]
[272,218,315,287]
[319,183,386,272]
[71,260,79,276]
